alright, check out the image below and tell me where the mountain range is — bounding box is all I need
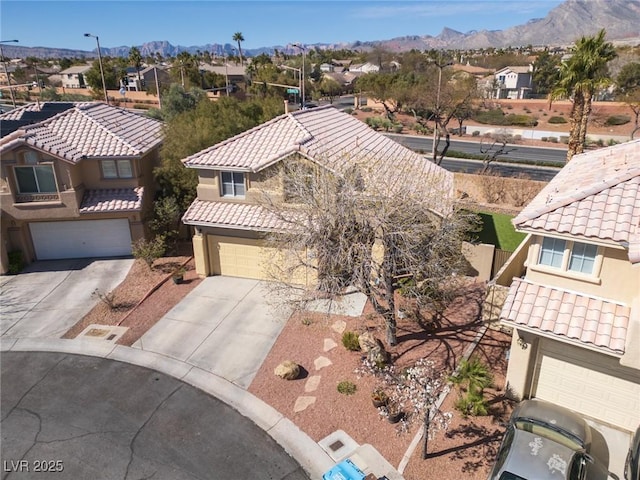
[4,0,639,59]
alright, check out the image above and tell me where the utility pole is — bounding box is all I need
[0,39,19,108]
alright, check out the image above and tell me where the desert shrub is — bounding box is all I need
[540,137,548,142]
[604,115,630,126]
[342,331,361,351]
[504,114,537,127]
[343,107,353,114]
[548,136,558,143]
[507,173,544,207]
[472,130,480,137]
[560,136,569,144]
[337,380,357,395]
[132,235,166,268]
[513,134,522,141]
[361,106,372,112]
[478,171,508,204]
[548,116,567,124]
[392,123,403,133]
[473,109,506,125]
[607,138,619,146]
[7,250,24,274]
[595,138,605,147]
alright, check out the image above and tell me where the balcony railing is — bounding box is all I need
[15,192,60,203]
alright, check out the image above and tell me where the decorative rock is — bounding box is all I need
[331,320,346,334]
[274,360,300,380]
[305,375,321,392]
[323,338,338,352]
[314,356,333,370]
[358,331,377,353]
[294,396,316,412]
[367,339,391,366]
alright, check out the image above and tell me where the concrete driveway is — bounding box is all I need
[0,258,134,339]
[133,277,292,389]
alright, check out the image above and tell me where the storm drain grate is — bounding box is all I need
[318,430,359,462]
[329,440,344,452]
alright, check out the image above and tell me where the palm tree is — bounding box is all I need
[550,29,616,161]
[232,32,244,65]
[128,46,143,91]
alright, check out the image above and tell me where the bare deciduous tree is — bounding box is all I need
[479,133,517,174]
[260,154,478,346]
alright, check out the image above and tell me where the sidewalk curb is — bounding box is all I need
[0,338,335,479]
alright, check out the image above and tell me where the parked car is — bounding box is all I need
[488,399,612,480]
[626,425,640,480]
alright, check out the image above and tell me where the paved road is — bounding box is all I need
[0,352,309,480]
[385,133,568,166]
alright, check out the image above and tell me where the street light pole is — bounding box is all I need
[0,39,19,108]
[83,33,109,104]
[292,43,306,108]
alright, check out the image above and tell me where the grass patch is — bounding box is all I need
[474,211,526,251]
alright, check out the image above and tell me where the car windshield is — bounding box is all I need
[515,419,583,451]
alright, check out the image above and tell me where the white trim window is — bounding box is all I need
[101,159,133,179]
[537,237,600,276]
[220,171,245,197]
[539,237,566,268]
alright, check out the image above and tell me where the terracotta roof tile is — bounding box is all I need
[182,200,287,231]
[183,106,452,198]
[500,277,631,355]
[513,140,640,260]
[79,187,144,213]
[0,102,163,163]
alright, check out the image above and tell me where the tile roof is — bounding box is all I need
[79,187,144,213]
[0,102,163,163]
[513,140,640,260]
[500,277,630,355]
[183,105,452,200]
[182,200,286,231]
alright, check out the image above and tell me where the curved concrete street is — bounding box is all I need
[1,351,309,480]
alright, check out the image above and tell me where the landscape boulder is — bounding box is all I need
[274,360,300,380]
[358,331,378,353]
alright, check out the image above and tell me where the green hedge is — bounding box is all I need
[473,109,538,127]
[604,115,630,126]
[548,116,567,124]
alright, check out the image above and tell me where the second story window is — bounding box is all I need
[220,171,245,197]
[14,165,57,193]
[101,159,133,179]
[537,237,599,276]
[568,242,598,274]
[539,237,566,268]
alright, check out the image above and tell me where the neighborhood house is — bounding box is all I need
[181,105,453,281]
[498,139,640,435]
[0,102,164,273]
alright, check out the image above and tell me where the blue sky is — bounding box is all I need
[2,0,564,51]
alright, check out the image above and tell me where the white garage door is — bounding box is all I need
[533,339,640,431]
[30,219,132,260]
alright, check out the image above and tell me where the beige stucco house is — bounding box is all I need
[59,65,92,89]
[0,102,163,273]
[182,105,452,281]
[498,139,640,434]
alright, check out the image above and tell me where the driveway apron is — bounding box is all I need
[133,276,292,389]
[0,259,134,339]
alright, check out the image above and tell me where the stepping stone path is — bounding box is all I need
[294,335,341,412]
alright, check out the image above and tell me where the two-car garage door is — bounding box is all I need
[207,235,313,285]
[532,339,640,431]
[30,219,133,260]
